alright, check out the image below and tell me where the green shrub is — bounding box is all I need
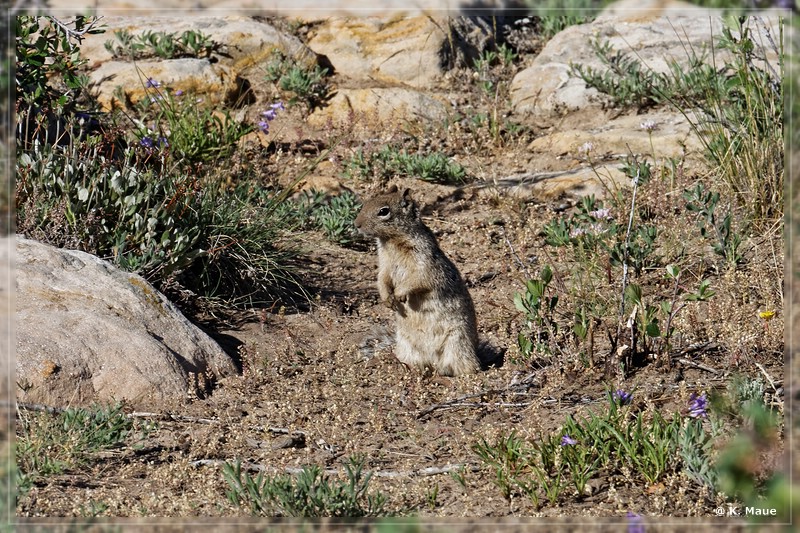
[16,403,150,497]
[473,384,782,509]
[130,83,253,165]
[343,145,466,185]
[105,29,219,59]
[691,18,784,226]
[223,455,388,517]
[313,190,363,247]
[15,16,102,148]
[16,121,302,307]
[571,16,783,227]
[524,0,604,40]
[265,49,332,111]
[16,17,302,308]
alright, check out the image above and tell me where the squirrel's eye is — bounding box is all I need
[377,207,390,217]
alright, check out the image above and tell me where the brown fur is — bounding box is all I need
[354,187,480,376]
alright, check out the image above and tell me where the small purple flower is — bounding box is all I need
[614,389,633,405]
[260,101,285,123]
[561,435,578,446]
[578,141,594,155]
[688,392,708,418]
[145,77,160,88]
[257,120,270,134]
[158,136,169,148]
[174,89,184,96]
[640,120,657,132]
[590,208,611,220]
[569,227,587,238]
[140,136,154,148]
[627,511,645,533]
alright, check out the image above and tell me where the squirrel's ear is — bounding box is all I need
[400,188,416,216]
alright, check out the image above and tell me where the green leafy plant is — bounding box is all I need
[222,455,388,517]
[472,389,681,505]
[656,264,715,356]
[679,415,721,490]
[16,16,103,147]
[471,386,778,507]
[525,0,602,40]
[471,432,537,503]
[342,145,466,185]
[265,49,332,111]
[570,38,720,109]
[313,191,362,247]
[130,81,254,165]
[602,409,681,484]
[514,265,559,360]
[571,17,783,227]
[104,29,219,59]
[683,182,745,267]
[16,403,148,497]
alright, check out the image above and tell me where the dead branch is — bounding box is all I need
[128,411,218,425]
[191,459,481,478]
[674,357,721,375]
[417,388,506,418]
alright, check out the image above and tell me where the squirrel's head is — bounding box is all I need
[354,185,420,239]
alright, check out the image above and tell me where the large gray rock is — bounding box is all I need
[16,237,238,409]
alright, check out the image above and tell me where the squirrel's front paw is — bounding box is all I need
[386,292,409,310]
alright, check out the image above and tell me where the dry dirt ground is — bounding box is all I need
[13,18,786,527]
[15,171,785,523]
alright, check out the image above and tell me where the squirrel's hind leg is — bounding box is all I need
[436,333,480,376]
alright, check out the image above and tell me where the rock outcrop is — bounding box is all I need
[16,237,238,409]
[79,16,319,110]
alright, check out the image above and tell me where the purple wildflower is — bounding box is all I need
[688,392,708,419]
[140,136,154,148]
[614,389,633,405]
[627,512,645,533]
[640,119,657,132]
[590,208,611,220]
[570,227,587,238]
[175,89,184,96]
[145,77,160,88]
[561,435,577,446]
[257,102,284,134]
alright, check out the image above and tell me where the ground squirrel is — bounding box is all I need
[354,186,481,376]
